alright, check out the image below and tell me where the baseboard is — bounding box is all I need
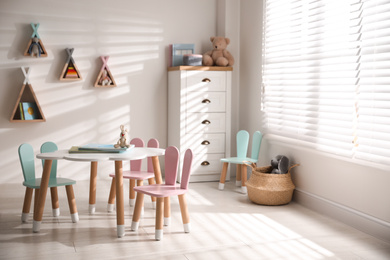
[293,189,390,244]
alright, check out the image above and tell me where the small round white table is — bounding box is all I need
[36,147,165,237]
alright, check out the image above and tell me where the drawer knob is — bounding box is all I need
[201,140,210,145]
[202,99,211,104]
[201,161,210,166]
[202,78,211,83]
[202,120,210,125]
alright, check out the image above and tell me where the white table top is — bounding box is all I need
[36,147,165,162]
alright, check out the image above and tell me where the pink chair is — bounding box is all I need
[107,138,158,212]
[131,147,193,241]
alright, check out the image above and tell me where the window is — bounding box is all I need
[262,0,390,167]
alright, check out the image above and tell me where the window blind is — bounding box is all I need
[262,0,390,167]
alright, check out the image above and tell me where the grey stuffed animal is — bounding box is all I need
[271,155,289,174]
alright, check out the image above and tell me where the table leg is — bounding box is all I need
[115,160,125,238]
[152,156,162,184]
[33,159,53,232]
[89,161,98,214]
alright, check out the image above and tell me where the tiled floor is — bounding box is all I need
[1,180,389,260]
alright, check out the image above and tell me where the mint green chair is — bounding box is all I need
[18,142,78,224]
[219,130,263,193]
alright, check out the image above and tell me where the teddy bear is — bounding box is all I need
[202,36,234,67]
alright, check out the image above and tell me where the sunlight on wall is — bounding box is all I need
[0,1,165,183]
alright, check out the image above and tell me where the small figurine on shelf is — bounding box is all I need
[28,37,43,57]
[99,70,112,86]
[114,125,130,148]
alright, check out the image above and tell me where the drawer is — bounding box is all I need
[184,133,225,154]
[186,113,226,133]
[192,153,225,175]
[186,92,226,113]
[186,71,226,92]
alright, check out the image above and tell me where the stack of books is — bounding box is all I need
[69,144,134,153]
[169,43,195,67]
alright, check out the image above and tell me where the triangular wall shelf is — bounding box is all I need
[94,56,117,87]
[10,67,46,122]
[23,23,48,58]
[60,48,82,81]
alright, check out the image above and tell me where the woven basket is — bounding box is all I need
[246,164,299,206]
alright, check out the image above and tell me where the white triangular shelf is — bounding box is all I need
[94,56,117,87]
[10,67,45,122]
[23,23,48,58]
[60,48,82,81]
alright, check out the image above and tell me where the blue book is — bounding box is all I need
[22,102,39,120]
[171,44,195,66]
[78,144,134,152]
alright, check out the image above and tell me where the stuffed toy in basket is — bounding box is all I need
[246,162,299,206]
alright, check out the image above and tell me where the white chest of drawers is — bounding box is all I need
[168,66,232,182]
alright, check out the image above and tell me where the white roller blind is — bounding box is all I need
[262,0,390,167]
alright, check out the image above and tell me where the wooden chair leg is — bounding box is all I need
[137,180,144,214]
[33,188,40,216]
[50,187,60,217]
[241,164,247,194]
[219,162,229,190]
[107,177,116,212]
[155,197,164,240]
[131,193,144,231]
[65,185,79,223]
[178,194,190,233]
[148,178,156,207]
[22,187,33,222]
[164,197,170,226]
[236,164,242,186]
[129,179,136,206]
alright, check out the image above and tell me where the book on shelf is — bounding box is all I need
[69,144,134,153]
[22,102,39,120]
[170,43,195,67]
[19,102,25,120]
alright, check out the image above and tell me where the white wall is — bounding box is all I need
[0,0,218,183]
[240,0,390,241]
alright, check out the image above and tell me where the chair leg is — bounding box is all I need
[219,162,229,190]
[33,188,40,216]
[50,187,60,217]
[164,197,170,226]
[236,164,242,187]
[137,180,144,215]
[129,179,136,207]
[155,197,164,241]
[131,192,144,231]
[148,178,156,209]
[22,187,33,222]
[178,194,191,233]
[65,185,79,223]
[241,164,247,194]
[107,177,116,212]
